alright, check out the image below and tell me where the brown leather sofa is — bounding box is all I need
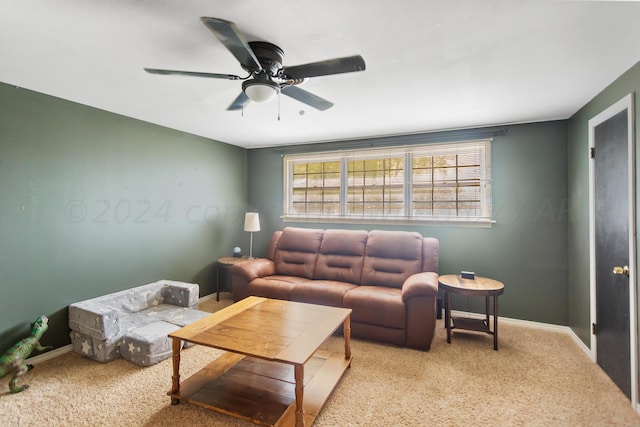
[231,227,440,350]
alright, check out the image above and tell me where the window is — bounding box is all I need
[347,157,404,216]
[291,160,341,215]
[283,139,492,225]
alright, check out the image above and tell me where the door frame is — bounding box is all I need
[588,92,637,406]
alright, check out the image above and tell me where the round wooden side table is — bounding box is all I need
[216,257,249,301]
[438,274,505,350]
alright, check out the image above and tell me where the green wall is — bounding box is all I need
[4,56,637,358]
[0,83,247,350]
[9,59,637,353]
[567,61,640,346]
[247,121,569,325]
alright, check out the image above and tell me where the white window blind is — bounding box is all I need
[283,139,492,225]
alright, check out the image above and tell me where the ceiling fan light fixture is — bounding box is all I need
[242,76,279,103]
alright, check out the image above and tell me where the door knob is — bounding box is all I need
[613,265,630,276]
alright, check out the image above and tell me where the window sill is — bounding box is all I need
[281,215,495,228]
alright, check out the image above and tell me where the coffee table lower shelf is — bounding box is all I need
[169,349,351,427]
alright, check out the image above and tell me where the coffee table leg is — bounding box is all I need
[170,338,181,405]
[445,289,451,344]
[344,314,352,360]
[294,364,304,427]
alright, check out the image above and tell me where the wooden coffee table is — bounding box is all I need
[438,274,505,350]
[168,296,352,427]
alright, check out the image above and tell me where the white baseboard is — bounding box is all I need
[450,309,592,356]
[26,344,72,366]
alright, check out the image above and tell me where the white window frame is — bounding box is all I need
[282,139,493,226]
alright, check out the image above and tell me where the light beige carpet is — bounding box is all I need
[1,293,639,426]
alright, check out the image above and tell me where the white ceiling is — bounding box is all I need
[1,1,639,149]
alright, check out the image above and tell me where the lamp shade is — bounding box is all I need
[244,212,260,232]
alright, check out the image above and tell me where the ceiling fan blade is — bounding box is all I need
[281,86,333,111]
[227,92,250,111]
[283,55,365,79]
[144,68,241,80]
[200,17,262,72]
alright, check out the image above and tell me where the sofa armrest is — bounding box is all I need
[232,258,277,282]
[231,258,277,301]
[68,303,121,341]
[162,281,200,308]
[402,272,439,350]
[401,272,439,301]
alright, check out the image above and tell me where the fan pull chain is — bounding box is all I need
[277,89,281,121]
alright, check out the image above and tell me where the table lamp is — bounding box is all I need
[244,212,260,259]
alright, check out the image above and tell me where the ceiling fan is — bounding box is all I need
[144,17,366,112]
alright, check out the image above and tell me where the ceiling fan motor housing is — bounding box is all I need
[246,41,284,76]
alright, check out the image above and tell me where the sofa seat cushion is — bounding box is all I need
[112,304,195,336]
[246,275,307,300]
[342,286,405,329]
[290,280,357,307]
[69,331,121,363]
[120,321,182,367]
[136,304,210,327]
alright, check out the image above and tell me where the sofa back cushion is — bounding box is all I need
[100,282,165,313]
[274,227,324,279]
[266,231,283,260]
[361,230,423,289]
[314,229,368,284]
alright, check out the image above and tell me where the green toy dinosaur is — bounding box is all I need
[0,315,52,393]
